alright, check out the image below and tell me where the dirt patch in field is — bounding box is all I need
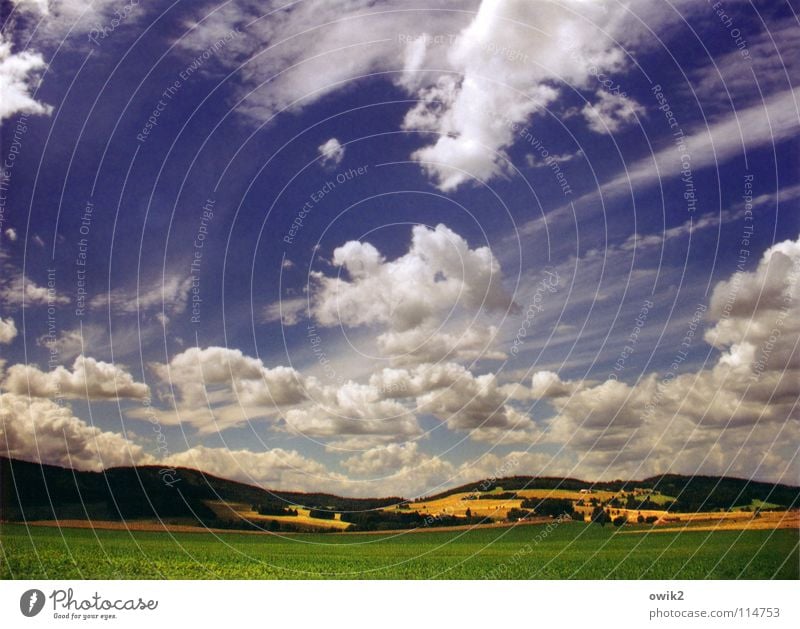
[14,515,567,536]
[18,519,277,535]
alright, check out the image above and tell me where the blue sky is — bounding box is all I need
[0,0,798,496]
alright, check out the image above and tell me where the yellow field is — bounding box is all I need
[204,501,352,530]
[404,496,520,520]
[405,488,619,520]
[515,488,618,501]
[622,510,800,533]
[204,491,798,534]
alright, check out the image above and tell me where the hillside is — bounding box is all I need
[420,473,800,510]
[2,457,798,532]
[0,457,400,529]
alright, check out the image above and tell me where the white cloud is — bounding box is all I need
[2,355,149,400]
[36,322,159,364]
[90,274,192,318]
[530,370,580,398]
[620,213,722,252]
[0,267,69,307]
[376,323,505,366]
[370,361,539,441]
[0,392,153,471]
[690,17,800,111]
[0,317,17,344]
[164,445,349,495]
[10,0,145,43]
[0,34,51,122]
[341,441,457,496]
[145,346,320,435]
[581,90,645,134]
[318,137,345,167]
[4,228,17,242]
[525,149,581,168]
[525,236,800,483]
[284,380,422,448]
[171,0,702,191]
[600,87,800,200]
[402,0,627,190]
[705,236,800,371]
[165,443,453,498]
[36,327,86,361]
[152,345,307,410]
[311,224,514,364]
[262,297,306,326]
[146,345,425,444]
[175,0,474,121]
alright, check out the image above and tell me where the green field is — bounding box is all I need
[2,522,797,579]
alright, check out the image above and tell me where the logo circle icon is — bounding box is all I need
[20,589,45,617]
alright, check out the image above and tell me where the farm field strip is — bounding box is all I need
[2,522,797,580]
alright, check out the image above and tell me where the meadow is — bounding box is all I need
[2,521,797,580]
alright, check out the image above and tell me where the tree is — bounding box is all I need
[465,508,472,518]
[613,515,627,527]
[591,505,610,527]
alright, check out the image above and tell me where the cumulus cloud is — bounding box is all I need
[146,345,424,444]
[402,0,627,189]
[581,90,645,134]
[376,323,505,366]
[143,346,360,435]
[0,317,17,344]
[0,34,51,122]
[526,236,800,483]
[0,392,153,471]
[151,345,307,410]
[285,380,422,449]
[170,0,701,190]
[705,236,800,371]
[165,443,453,498]
[164,445,350,495]
[370,361,539,441]
[4,228,18,242]
[2,355,150,400]
[342,441,457,496]
[530,370,580,398]
[318,137,345,167]
[311,224,514,363]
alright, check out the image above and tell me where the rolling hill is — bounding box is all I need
[2,457,798,532]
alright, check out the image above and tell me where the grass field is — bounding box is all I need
[2,521,797,580]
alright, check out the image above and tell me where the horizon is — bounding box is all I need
[4,455,799,503]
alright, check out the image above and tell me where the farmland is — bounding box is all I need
[2,520,797,580]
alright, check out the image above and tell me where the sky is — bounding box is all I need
[0,0,798,498]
